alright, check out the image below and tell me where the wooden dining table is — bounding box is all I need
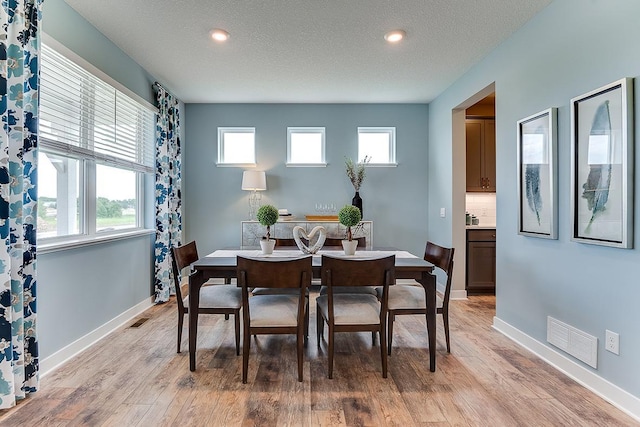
[188,248,437,372]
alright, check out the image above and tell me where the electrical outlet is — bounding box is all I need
[605,330,619,355]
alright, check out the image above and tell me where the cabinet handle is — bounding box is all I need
[486,178,491,188]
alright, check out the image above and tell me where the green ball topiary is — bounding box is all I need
[338,205,362,242]
[338,205,362,227]
[256,204,278,226]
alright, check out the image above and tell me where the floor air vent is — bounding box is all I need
[547,316,597,368]
[129,317,150,328]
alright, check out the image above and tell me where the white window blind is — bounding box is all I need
[40,44,155,172]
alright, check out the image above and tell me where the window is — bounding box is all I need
[38,42,155,244]
[218,127,256,165]
[357,127,397,166]
[287,127,326,166]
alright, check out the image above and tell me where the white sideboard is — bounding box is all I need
[241,220,373,248]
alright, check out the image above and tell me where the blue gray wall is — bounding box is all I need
[183,104,429,256]
[39,0,157,359]
[428,0,640,398]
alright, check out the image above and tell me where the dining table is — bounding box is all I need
[188,248,437,372]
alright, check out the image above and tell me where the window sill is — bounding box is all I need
[286,162,327,167]
[366,163,398,167]
[38,229,155,254]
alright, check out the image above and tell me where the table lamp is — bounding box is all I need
[241,170,267,220]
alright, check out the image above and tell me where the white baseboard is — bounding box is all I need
[40,296,155,377]
[493,316,640,422]
[450,289,467,300]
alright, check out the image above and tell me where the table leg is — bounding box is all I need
[189,270,204,371]
[422,271,437,372]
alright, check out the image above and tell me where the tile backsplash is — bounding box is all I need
[466,193,496,227]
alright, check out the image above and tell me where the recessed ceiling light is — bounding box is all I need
[210,28,230,42]
[384,30,406,43]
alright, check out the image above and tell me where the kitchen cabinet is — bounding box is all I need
[466,228,496,294]
[466,119,495,192]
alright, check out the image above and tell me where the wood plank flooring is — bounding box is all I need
[1,294,637,426]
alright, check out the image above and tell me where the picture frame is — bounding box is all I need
[570,78,634,248]
[517,108,557,239]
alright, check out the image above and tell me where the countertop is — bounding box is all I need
[466,225,496,230]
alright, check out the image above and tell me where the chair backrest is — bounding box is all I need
[237,256,313,290]
[423,241,455,305]
[321,254,394,293]
[275,238,306,248]
[323,236,366,247]
[171,241,199,312]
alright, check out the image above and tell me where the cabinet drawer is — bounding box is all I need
[467,229,496,241]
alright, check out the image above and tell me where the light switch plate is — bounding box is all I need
[440,208,446,218]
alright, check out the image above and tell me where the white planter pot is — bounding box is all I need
[260,239,276,254]
[342,239,358,256]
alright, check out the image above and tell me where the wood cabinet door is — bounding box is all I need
[465,120,484,191]
[466,241,496,294]
[483,119,496,192]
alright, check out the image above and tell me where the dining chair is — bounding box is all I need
[381,241,455,354]
[171,241,242,355]
[316,255,395,379]
[237,256,312,383]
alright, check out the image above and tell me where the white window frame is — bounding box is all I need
[38,36,155,253]
[357,127,398,166]
[286,127,327,167]
[217,127,256,166]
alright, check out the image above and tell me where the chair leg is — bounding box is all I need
[234,310,241,356]
[297,326,304,382]
[316,303,323,347]
[387,312,395,355]
[304,298,309,347]
[177,311,184,353]
[380,322,388,379]
[328,324,334,379]
[242,324,251,384]
[442,309,451,353]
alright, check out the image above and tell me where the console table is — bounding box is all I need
[241,220,373,248]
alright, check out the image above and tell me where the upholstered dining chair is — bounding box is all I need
[171,241,242,355]
[382,241,455,354]
[237,256,312,383]
[316,255,395,379]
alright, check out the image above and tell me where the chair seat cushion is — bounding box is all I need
[317,294,381,325]
[380,285,443,311]
[249,294,300,327]
[319,286,377,296]
[184,285,242,309]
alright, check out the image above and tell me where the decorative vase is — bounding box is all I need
[260,239,276,254]
[342,239,358,256]
[352,191,363,218]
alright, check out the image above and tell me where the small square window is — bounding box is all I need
[357,127,397,165]
[287,127,326,166]
[218,127,256,166]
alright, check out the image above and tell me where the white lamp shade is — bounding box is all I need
[241,170,267,191]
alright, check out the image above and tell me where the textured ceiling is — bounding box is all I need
[63,0,552,103]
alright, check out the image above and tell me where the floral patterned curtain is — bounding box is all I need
[154,83,182,303]
[0,0,42,408]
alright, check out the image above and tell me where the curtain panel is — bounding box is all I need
[154,84,182,303]
[0,0,43,408]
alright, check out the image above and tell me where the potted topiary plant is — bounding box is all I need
[256,204,278,254]
[338,204,362,255]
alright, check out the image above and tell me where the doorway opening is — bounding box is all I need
[451,84,496,301]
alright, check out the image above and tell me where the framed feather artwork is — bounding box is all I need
[517,108,557,239]
[570,78,634,248]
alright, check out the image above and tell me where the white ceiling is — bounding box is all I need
[64,0,552,104]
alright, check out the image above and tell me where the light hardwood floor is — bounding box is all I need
[1,293,637,426]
